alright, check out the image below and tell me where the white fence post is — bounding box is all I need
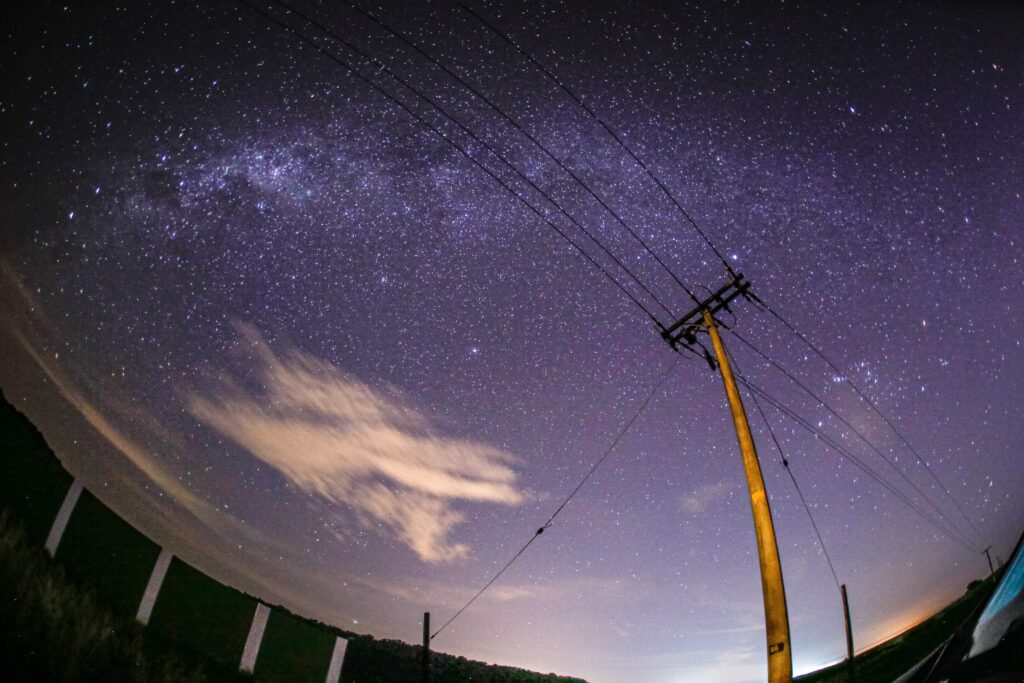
[44,479,83,556]
[136,548,173,625]
[240,602,272,673]
[326,636,349,683]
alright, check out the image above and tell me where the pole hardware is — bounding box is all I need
[659,273,753,368]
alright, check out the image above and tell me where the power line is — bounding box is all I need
[726,327,980,552]
[737,374,980,554]
[452,0,984,554]
[431,355,679,639]
[429,525,542,642]
[740,375,979,553]
[340,0,702,308]
[239,0,662,323]
[728,345,842,593]
[540,357,679,529]
[749,294,986,545]
[454,0,736,277]
[457,0,984,548]
[267,0,676,321]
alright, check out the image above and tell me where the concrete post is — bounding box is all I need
[44,479,83,556]
[326,636,349,683]
[136,548,173,625]
[240,603,271,673]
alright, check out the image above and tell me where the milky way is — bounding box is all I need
[2,1,1022,681]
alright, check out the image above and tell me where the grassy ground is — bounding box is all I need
[0,508,252,683]
[795,577,998,683]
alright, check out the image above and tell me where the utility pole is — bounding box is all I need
[661,274,792,683]
[422,612,432,683]
[841,584,855,682]
[982,546,994,576]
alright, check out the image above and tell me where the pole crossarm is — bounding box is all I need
[660,273,752,354]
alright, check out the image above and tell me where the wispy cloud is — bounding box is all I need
[1,260,209,522]
[680,481,731,514]
[0,261,288,574]
[187,324,524,563]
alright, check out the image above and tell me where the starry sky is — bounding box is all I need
[1,1,1022,681]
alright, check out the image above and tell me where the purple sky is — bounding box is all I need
[1,1,1022,681]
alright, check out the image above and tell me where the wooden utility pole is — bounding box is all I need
[704,309,793,683]
[422,612,432,683]
[982,546,994,575]
[841,584,855,682]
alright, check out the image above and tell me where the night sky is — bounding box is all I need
[1,1,1022,681]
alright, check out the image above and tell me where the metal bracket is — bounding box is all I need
[660,273,753,355]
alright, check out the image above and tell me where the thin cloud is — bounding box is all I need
[343,571,629,611]
[188,324,524,563]
[0,260,211,523]
[0,260,313,602]
[681,481,731,514]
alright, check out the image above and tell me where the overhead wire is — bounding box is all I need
[448,0,988,555]
[239,0,664,323]
[268,0,677,321]
[736,373,981,554]
[449,1,988,552]
[454,0,737,278]
[726,327,980,552]
[740,375,979,553]
[453,0,987,555]
[449,0,981,547]
[748,294,987,545]
[338,0,703,307]
[431,355,680,639]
